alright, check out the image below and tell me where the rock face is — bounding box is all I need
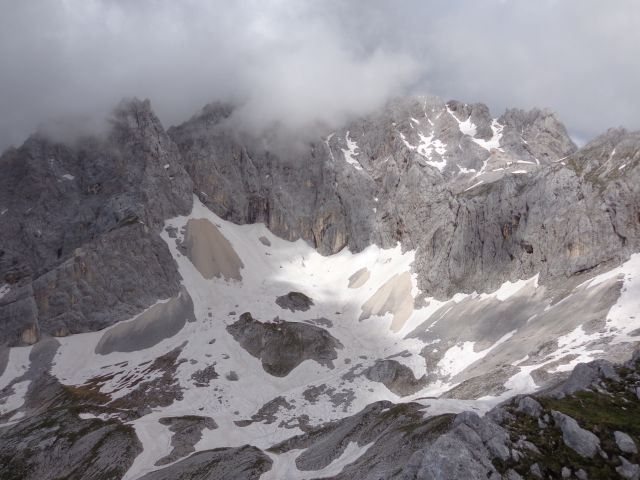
[364,359,426,396]
[168,96,640,303]
[155,416,218,466]
[270,401,455,480]
[0,409,142,480]
[139,445,272,480]
[226,312,343,376]
[3,94,640,343]
[404,411,509,480]
[0,98,193,345]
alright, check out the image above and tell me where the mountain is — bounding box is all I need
[0,96,639,479]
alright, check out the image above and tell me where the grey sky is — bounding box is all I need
[1,0,638,151]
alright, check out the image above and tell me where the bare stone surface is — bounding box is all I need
[226,312,342,376]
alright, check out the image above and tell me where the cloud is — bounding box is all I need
[0,0,638,152]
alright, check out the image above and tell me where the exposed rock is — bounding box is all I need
[258,236,271,246]
[551,411,601,458]
[529,463,543,478]
[617,457,640,480]
[516,396,543,418]
[363,359,426,396]
[0,409,141,480]
[226,312,342,376]
[191,364,218,387]
[139,445,272,480]
[275,291,314,312]
[271,401,454,479]
[552,359,620,397]
[155,416,217,466]
[615,431,638,454]
[0,98,193,345]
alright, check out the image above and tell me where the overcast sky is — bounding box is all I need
[1,0,639,151]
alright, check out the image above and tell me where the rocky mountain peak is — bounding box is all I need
[1,94,640,480]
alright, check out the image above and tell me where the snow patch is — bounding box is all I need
[342,132,363,170]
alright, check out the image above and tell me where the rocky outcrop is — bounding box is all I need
[270,401,455,479]
[169,96,640,303]
[551,411,601,458]
[364,359,426,396]
[0,409,141,480]
[275,291,314,312]
[139,445,272,480]
[226,312,343,376]
[155,416,217,466]
[0,98,193,345]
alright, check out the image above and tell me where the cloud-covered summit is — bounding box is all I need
[1,0,638,151]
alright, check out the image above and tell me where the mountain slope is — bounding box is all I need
[0,96,639,479]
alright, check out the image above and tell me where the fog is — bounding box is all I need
[1,0,639,151]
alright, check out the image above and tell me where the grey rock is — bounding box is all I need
[617,457,640,480]
[576,468,588,479]
[561,466,572,478]
[258,236,271,246]
[530,463,543,478]
[363,359,426,396]
[453,411,511,461]
[139,445,272,480]
[226,312,342,376]
[552,359,620,397]
[516,396,543,418]
[615,431,638,454]
[155,416,217,466]
[190,364,218,387]
[0,408,141,480]
[275,291,314,312]
[551,410,601,458]
[0,98,192,345]
[271,401,454,479]
[506,470,524,480]
[235,396,295,427]
[413,424,498,479]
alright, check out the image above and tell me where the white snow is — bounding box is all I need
[399,129,448,172]
[341,132,363,170]
[472,120,504,151]
[458,117,477,136]
[464,180,484,191]
[263,441,373,480]
[437,330,516,378]
[0,284,10,300]
[61,173,75,180]
[0,346,31,391]
[0,380,30,416]
[3,195,639,479]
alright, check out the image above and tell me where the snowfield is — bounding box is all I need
[2,196,639,478]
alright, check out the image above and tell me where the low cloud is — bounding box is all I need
[0,0,638,152]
